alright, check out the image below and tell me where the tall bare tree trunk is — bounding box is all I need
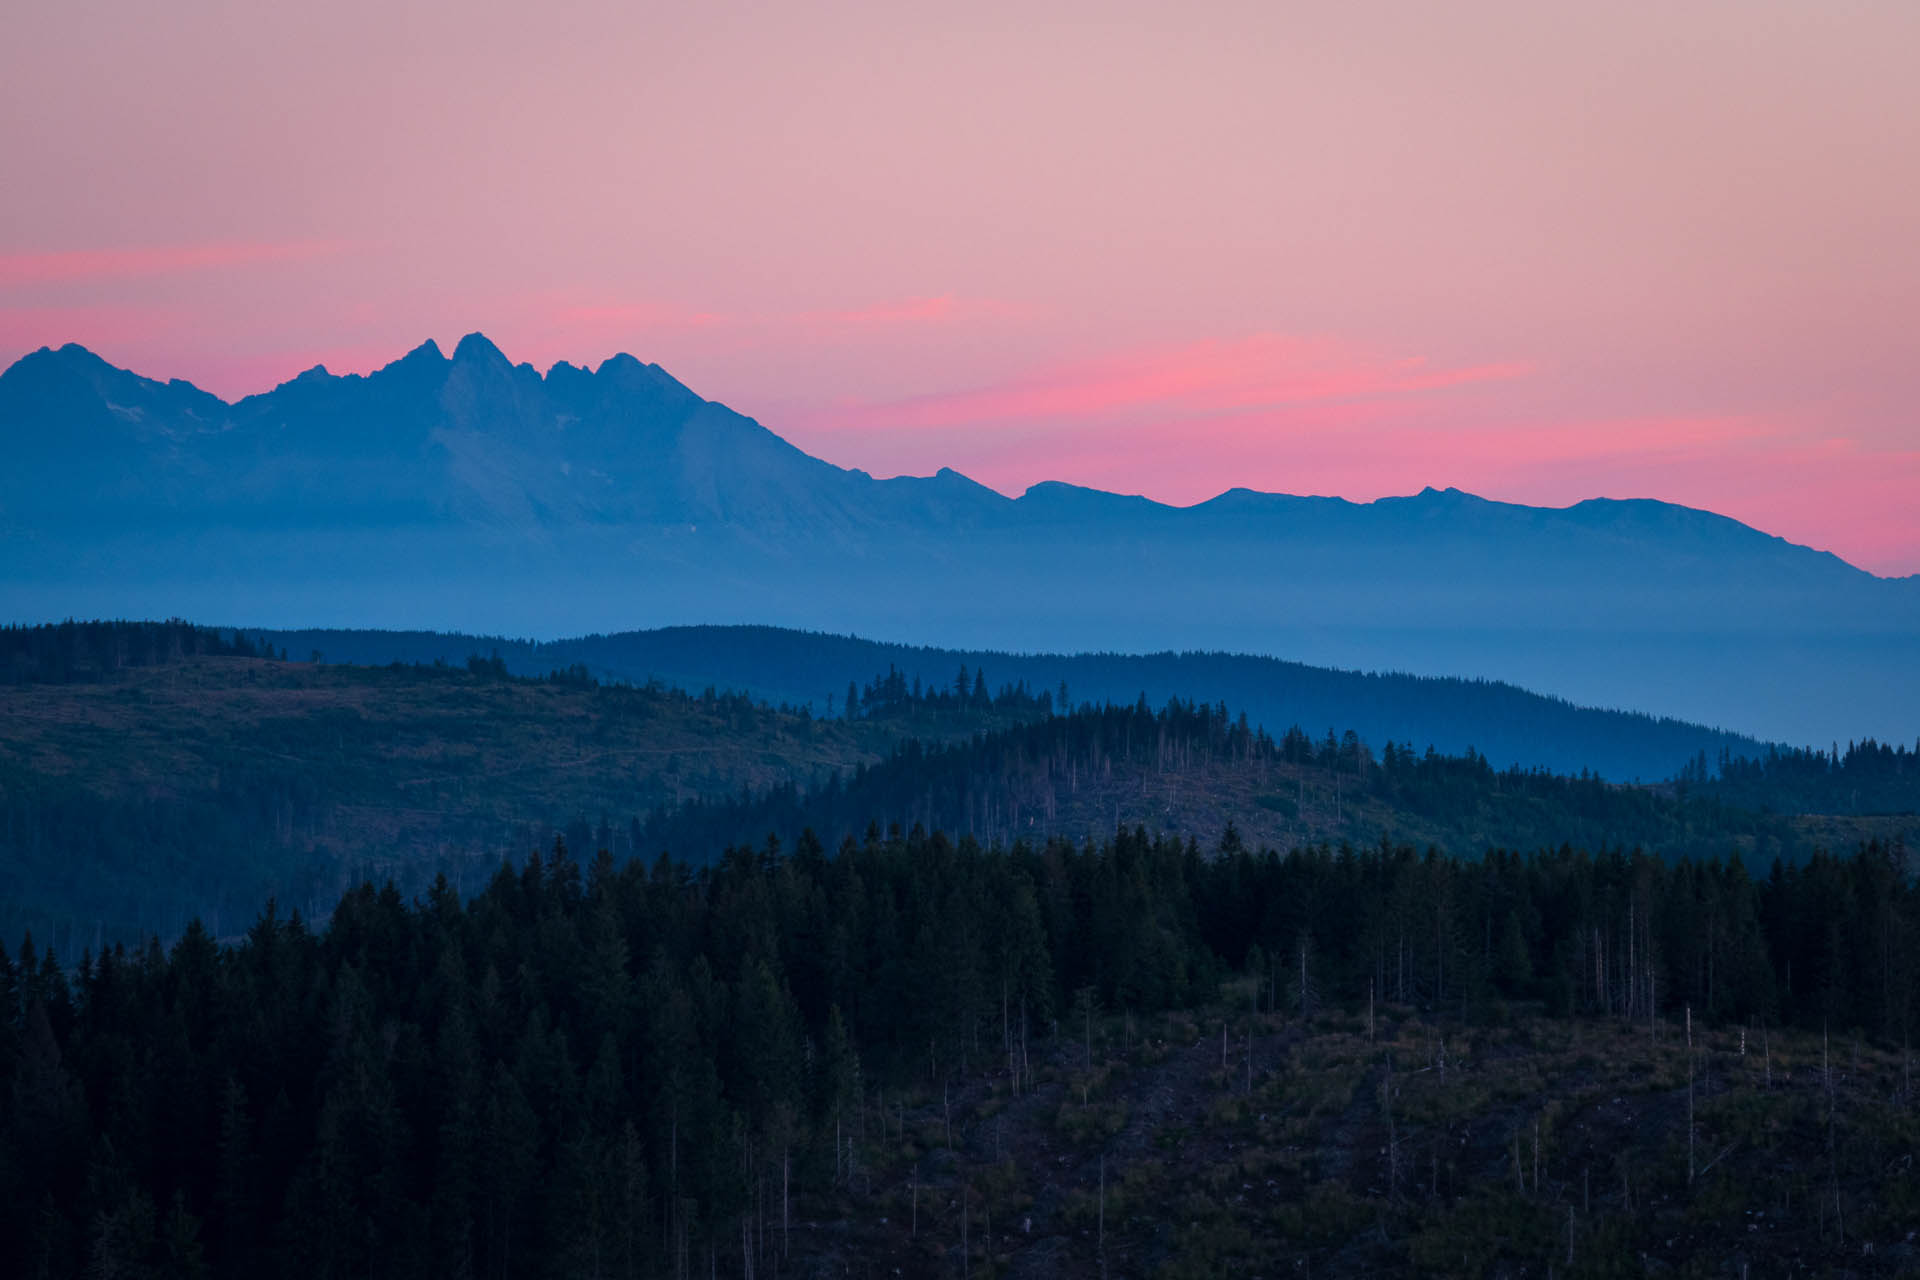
[1245,982,1255,1095]
[961,1178,970,1280]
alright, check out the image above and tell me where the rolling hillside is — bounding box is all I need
[3,624,1909,949]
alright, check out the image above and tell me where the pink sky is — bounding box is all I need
[3,1,1917,574]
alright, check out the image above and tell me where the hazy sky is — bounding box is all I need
[4,0,1917,573]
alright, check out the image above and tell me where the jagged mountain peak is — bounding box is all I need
[451,331,509,368]
[376,338,447,377]
[3,341,130,385]
[0,335,1896,587]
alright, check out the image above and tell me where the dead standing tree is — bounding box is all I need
[1295,930,1320,1022]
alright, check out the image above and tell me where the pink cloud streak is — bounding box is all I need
[800,334,1531,433]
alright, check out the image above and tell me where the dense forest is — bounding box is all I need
[0,619,277,683]
[642,691,1916,871]
[4,622,1920,1275]
[1684,739,1920,816]
[2,828,1915,1278]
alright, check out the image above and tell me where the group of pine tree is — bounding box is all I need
[3,818,1916,1279]
[642,681,1917,860]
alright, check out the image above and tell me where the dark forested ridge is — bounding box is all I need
[2,622,1915,950]
[252,623,1774,780]
[0,625,996,945]
[3,828,1917,1278]
[1,619,271,682]
[644,690,1918,881]
[1685,739,1920,817]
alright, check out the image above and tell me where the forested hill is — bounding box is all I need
[0,623,1035,945]
[641,692,1917,874]
[2,622,1911,950]
[4,826,1917,1278]
[1686,739,1920,817]
[252,624,1772,780]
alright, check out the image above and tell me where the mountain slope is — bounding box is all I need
[3,336,1916,744]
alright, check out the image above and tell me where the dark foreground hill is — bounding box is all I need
[253,623,1772,781]
[3,827,1916,1278]
[5,336,1917,744]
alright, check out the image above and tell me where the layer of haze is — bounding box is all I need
[3,0,1917,574]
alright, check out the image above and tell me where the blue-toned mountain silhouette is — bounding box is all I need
[4,333,1915,745]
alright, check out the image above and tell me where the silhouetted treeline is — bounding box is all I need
[0,620,276,684]
[1683,739,1920,815]
[642,696,1273,853]
[1,826,1914,1279]
[842,662,1053,720]
[1370,739,1771,840]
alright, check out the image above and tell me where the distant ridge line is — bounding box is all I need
[246,622,1777,781]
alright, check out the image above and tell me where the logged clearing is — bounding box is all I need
[782,1001,1920,1278]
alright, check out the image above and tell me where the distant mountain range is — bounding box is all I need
[4,334,1916,745]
